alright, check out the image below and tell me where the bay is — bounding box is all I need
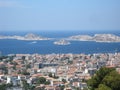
[0,39,120,55]
[0,30,120,55]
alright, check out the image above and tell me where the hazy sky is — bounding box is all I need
[0,0,120,31]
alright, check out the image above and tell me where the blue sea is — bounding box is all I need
[0,30,120,55]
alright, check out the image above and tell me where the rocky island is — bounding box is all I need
[93,34,120,42]
[0,33,120,43]
[69,35,93,41]
[54,39,71,45]
[69,34,120,42]
[0,33,50,41]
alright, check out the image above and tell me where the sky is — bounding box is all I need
[0,0,120,32]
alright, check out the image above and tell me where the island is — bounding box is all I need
[93,34,120,42]
[0,33,120,43]
[69,35,93,41]
[0,33,50,41]
[69,34,120,42]
[54,39,71,45]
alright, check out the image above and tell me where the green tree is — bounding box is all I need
[87,67,115,90]
[0,56,8,60]
[102,71,120,90]
[0,84,6,90]
[36,77,50,85]
[87,67,120,90]
[59,85,65,90]
[29,85,35,90]
[48,72,52,77]
[21,70,30,75]
[6,83,13,88]
[53,74,59,79]
[62,79,67,83]
[22,80,30,90]
[68,60,73,64]
[96,84,112,90]
[26,64,31,69]
[37,77,46,84]
[44,80,50,85]
[2,66,8,74]
[0,83,13,90]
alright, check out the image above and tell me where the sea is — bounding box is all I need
[0,30,120,55]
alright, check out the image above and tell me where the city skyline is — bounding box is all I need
[0,0,120,31]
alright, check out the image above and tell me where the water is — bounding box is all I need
[0,39,120,55]
[0,30,120,55]
[0,30,119,37]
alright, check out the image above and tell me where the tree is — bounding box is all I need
[6,83,13,88]
[2,66,8,74]
[95,67,115,84]
[21,70,30,75]
[29,85,35,90]
[0,56,8,60]
[22,80,30,90]
[68,60,73,64]
[48,72,52,77]
[37,77,46,84]
[0,84,6,90]
[102,71,120,90]
[96,84,112,90]
[44,81,50,85]
[87,76,98,90]
[87,67,120,90]
[87,67,115,90]
[26,64,31,69]
[62,79,67,83]
[36,77,50,85]
[59,85,65,90]
[53,74,59,79]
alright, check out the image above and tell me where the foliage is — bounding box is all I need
[1,66,8,74]
[26,64,31,69]
[44,80,50,85]
[12,65,16,70]
[29,85,35,90]
[10,61,18,65]
[22,80,35,90]
[34,87,45,90]
[102,71,120,90]
[68,60,73,64]
[48,73,59,79]
[37,77,46,84]
[21,70,30,75]
[48,72,52,77]
[53,74,59,79]
[0,84,6,90]
[0,56,8,60]
[59,85,65,90]
[87,67,120,90]
[6,83,13,88]
[0,83,13,90]
[22,80,30,90]
[36,77,50,85]
[96,84,112,90]
[62,78,67,83]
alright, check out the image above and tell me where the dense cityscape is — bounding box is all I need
[0,0,120,90]
[0,52,120,90]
